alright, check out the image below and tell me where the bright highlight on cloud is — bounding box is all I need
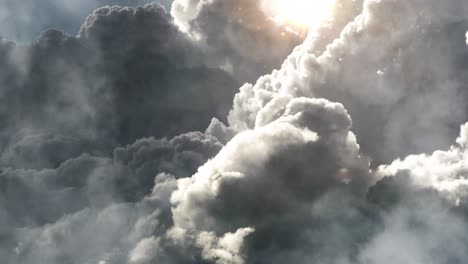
[264,0,336,29]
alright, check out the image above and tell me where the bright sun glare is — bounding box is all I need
[267,0,335,30]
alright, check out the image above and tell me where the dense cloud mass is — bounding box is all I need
[2,0,468,263]
[0,2,298,170]
[229,0,468,164]
[171,0,302,82]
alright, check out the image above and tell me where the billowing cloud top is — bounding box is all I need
[1,0,468,263]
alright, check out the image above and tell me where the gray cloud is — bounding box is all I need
[171,0,302,82]
[167,0,468,262]
[170,97,374,263]
[364,173,468,264]
[0,4,240,170]
[378,122,468,204]
[228,0,468,164]
[2,0,468,264]
[0,1,304,263]
[0,131,221,263]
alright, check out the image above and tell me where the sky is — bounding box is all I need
[1,0,468,263]
[0,0,171,42]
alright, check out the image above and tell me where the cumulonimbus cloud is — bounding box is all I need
[2,0,468,263]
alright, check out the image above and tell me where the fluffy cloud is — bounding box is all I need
[228,0,468,163]
[171,0,302,82]
[0,3,240,170]
[0,2,264,254]
[0,131,220,228]
[170,97,373,262]
[167,0,468,262]
[363,174,468,264]
[0,1,304,263]
[378,123,468,204]
[9,173,178,264]
[0,1,303,170]
[3,0,468,263]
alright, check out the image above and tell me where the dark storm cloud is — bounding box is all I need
[0,1,301,170]
[0,132,221,227]
[0,3,239,169]
[3,0,468,264]
[78,4,240,143]
[0,132,221,263]
[0,1,305,263]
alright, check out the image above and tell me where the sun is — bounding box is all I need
[264,0,336,30]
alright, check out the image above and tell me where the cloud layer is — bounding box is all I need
[2,0,468,263]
